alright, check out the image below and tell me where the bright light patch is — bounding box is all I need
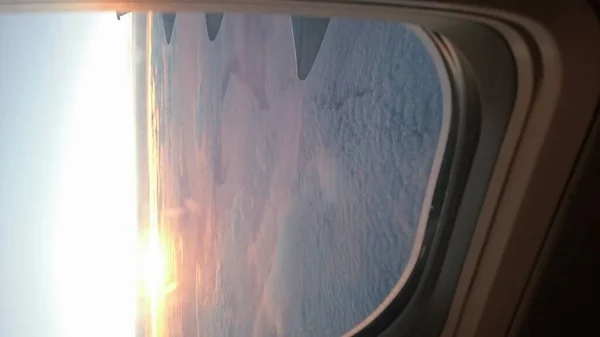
[53,13,137,337]
[138,229,167,300]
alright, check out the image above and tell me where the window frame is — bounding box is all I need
[5,1,598,336]
[349,27,485,337]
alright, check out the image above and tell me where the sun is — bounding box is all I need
[137,227,168,337]
[139,229,167,299]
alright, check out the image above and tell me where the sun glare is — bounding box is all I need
[139,229,167,299]
[53,13,137,337]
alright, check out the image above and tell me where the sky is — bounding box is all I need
[0,12,137,337]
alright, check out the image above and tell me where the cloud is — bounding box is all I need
[185,13,444,337]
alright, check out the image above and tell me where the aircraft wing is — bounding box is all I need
[205,13,224,42]
[291,16,330,80]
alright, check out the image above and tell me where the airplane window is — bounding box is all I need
[0,10,449,337]
[139,11,447,337]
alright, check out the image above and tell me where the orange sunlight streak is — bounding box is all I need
[144,12,163,337]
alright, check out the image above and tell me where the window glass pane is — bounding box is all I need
[140,12,445,337]
[0,12,448,337]
[0,10,446,337]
